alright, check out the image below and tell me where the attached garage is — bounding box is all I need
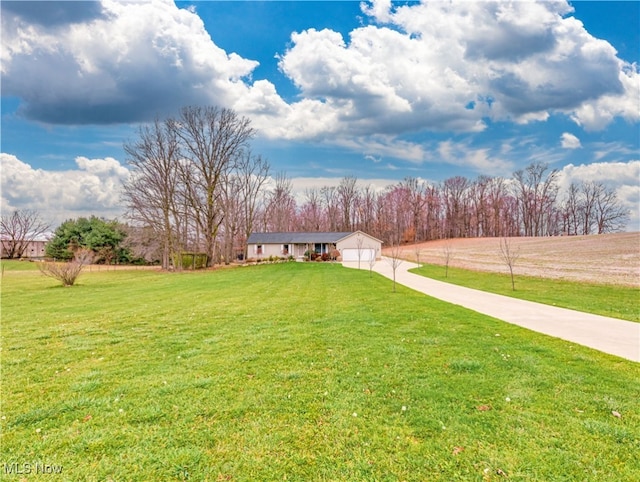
[336,231,383,262]
[341,248,375,262]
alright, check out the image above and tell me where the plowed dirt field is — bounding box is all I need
[384,232,640,287]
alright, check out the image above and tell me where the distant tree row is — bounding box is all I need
[253,163,628,245]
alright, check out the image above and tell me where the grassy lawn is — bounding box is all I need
[1,261,639,481]
[410,264,640,323]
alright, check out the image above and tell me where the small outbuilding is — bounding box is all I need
[246,231,383,262]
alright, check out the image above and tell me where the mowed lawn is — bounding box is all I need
[1,262,639,481]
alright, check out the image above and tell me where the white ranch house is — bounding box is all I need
[246,231,383,262]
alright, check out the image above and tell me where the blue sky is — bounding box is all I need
[1,0,639,228]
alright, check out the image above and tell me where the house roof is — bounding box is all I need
[337,231,384,245]
[247,232,354,244]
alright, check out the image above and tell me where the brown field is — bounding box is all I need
[384,232,640,287]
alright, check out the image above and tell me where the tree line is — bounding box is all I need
[1,105,629,267]
[255,166,628,244]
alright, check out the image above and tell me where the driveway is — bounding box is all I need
[344,258,640,362]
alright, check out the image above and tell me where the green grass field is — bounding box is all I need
[1,261,639,481]
[410,264,640,323]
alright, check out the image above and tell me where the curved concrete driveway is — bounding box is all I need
[344,258,640,362]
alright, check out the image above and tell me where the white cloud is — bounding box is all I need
[557,161,640,231]
[1,153,129,226]
[0,0,268,124]
[437,140,514,175]
[570,67,640,131]
[277,0,638,138]
[591,141,639,162]
[561,132,582,149]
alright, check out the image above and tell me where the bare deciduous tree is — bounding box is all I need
[413,244,422,267]
[561,182,582,235]
[0,210,50,259]
[368,245,377,277]
[122,118,182,269]
[38,249,93,286]
[121,225,163,264]
[238,152,270,260]
[592,182,629,234]
[359,185,378,235]
[174,106,255,267]
[386,239,404,293]
[513,162,559,237]
[220,151,270,263]
[499,237,520,291]
[355,232,364,269]
[264,172,297,232]
[442,242,454,278]
[337,175,359,231]
[443,176,471,239]
[321,186,340,232]
[400,177,428,242]
[299,187,324,231]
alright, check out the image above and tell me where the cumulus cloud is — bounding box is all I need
[278,0,638,137]
[0,0,267,124]
[570,67,640,131]
[1,153,129,225]
[557,160,640,230]
[561,133,582,149]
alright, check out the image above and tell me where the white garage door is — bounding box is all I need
[342,248,375,262]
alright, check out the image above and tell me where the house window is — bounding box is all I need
[257,245,263,255]
[314,243,322,254]
[282,244,289,255]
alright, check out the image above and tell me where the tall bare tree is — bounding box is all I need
[173,106,255,267]
[359,185,378,236]
[513,162,559,237]
[220,170,243,264]
[593,182,629,234]
[122,118,183,269]
[400,177,428,243]
[442,176,470,238]
[219,151,270,262]
[299,187,324,232]
[337,176,359,231]
[0,209,50,259]
[238,152,270,259]
[264,172,297,232]
[561,182,582,235]
[321,186,340,232]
